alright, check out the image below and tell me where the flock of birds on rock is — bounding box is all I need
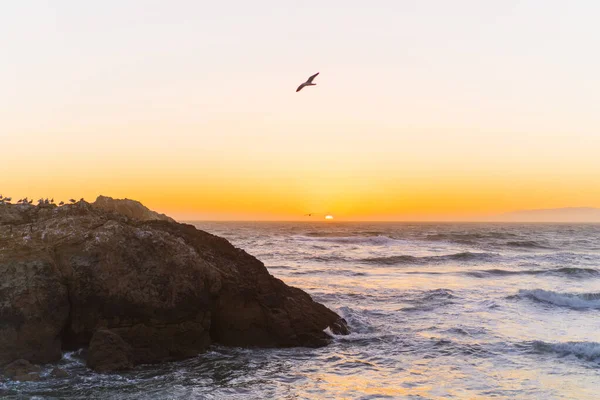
[0,194,83,206]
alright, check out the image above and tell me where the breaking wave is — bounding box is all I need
[362,252,497,265]
[531,341,600,363]
[423,233,553,249]
[549,267,600,277]
[516,289,600,309]
[465,267,600,278]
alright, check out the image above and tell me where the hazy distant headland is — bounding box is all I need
[492,207,600,223]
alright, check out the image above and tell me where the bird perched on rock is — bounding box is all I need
[296,72,319,92]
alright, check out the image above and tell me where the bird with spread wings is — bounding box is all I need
[296,72,319,92]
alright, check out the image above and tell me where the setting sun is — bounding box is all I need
[325,215,334,220]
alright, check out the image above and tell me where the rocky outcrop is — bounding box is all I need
[87,330,134,372]
[3,359,41,381]
[92,195,174,222]
[0,198,347,373]
[50,367,68,378]
[0,256,69,365]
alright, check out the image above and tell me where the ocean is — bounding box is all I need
[3,222,600,399]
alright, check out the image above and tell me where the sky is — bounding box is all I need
[2,1,600,221]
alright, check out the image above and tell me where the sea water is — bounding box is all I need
[3,222,600,399]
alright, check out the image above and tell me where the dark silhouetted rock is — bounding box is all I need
[0,197,348,370]
[87,330,134,372]
[50,367,69,378]
[3,359,41,381]
[0,257,70,365]
[92,195,175,222]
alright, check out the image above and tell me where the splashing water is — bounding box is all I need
[4,222,600,399]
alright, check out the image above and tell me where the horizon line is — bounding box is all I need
[181,219,600,224]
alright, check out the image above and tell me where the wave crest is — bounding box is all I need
[294,234,405,246]
[532,341,600,362]
[425,231,517,241]
[505,240,551,249]
[465,267,600,278]
[362,252,496,265]
[551,267,600,276]
[304,231,384,238]
[517,289,600,309]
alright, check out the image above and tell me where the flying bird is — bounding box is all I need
[296,72,319,92]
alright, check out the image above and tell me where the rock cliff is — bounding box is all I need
[0,197,347,372]
[92,195,174,223]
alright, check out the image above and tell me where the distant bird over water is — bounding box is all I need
[296,72,319,92]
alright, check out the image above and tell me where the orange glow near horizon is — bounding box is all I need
[3,167,600,221]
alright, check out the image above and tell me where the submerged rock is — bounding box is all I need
[50,367,69,378]
[0,196,348,371]
[3,359,41,381]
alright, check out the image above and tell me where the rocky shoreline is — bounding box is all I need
[0,197,348,378]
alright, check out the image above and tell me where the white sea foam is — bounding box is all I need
[8,222,600,399]
[61,349,86,366]
[519,289,600,309]
[533,341,600,362]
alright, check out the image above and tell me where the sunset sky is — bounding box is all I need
[2,1,599,221]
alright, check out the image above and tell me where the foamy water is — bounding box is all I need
[3,222,600,399]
